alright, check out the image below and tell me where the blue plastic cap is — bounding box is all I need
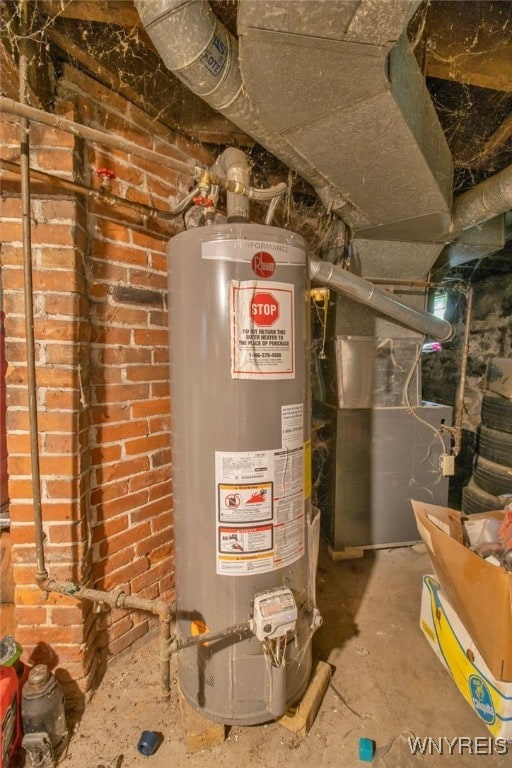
[359,737,375,762]
[137,730,159,757]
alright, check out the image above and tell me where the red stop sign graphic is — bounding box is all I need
[251,292,279,327]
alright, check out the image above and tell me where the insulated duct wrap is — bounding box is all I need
[136,0,453,242]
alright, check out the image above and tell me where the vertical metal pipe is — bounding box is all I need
[453,287,474,457]
[159,611,172,699]
[18,0,47,581]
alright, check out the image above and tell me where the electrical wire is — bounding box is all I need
[402,344,448,458]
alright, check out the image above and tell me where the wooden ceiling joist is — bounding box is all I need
[37,0,142,28]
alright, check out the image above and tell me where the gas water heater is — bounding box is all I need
[168,223,319,725]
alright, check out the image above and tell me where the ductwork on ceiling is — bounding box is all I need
[136,0,511,275]
[136,0,459,351]
[136,0,453,269]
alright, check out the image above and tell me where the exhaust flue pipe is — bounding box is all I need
[309,259,454,342]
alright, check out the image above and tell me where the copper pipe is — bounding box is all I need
[18,1,47,582]
[0,159,199,220]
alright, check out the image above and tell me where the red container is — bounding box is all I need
[0,665,21,768]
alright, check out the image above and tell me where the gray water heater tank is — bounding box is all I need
[168,223,314,725]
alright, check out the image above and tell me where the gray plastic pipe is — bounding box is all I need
[309,259,454,342]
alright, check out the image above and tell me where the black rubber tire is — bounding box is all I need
[477,424,512,466]
[481,391,512,434]
[461,478,502,515]
[473,455,512,496]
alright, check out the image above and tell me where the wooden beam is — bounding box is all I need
[425,1,512,92]
[0,41,22,101]
[38,0,141,28]
[46,18,252,146]
[279,661,333,740]
[46,22,181,128]
[0,4,53,108]
[457,112,512,169]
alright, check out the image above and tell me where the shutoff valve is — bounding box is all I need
[251,587,297,641]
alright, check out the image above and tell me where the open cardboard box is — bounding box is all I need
[412,500,512,682]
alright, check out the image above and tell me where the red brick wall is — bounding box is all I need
[1,64,211,700]
[1,103,94,700]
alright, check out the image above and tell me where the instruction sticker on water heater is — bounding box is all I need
[215,448,304,575]
[230,280,294,379]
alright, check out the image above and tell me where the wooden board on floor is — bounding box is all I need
[327,545,364,561]
[178,687,225,754]
[279,660,333,740]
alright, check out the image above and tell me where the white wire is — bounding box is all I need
[403,345,448,458]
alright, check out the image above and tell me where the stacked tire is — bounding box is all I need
[462,390,512,515]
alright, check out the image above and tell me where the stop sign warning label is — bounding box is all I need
[251,293,279,326]
[231,281,294,379]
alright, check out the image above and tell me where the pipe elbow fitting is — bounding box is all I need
[156,599,175,621]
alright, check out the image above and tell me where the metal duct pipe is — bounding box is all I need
[451,162,512,236]
[309,259,454,342]
[134,0,349,213]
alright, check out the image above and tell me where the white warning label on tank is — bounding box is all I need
[281,403,304,449]
[215,448,304,575]
[230,280,295,380]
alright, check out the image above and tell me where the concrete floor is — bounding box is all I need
[60,544,509,768]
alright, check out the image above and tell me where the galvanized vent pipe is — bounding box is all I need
[450,162,512,236]
[309,259,454,342]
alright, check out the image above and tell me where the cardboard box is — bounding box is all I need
[420,575,512,739]
[486,357,512,400]
[412,500,512,682]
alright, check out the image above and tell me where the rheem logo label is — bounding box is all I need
[251,251,276,278]
[251,293,279,327]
